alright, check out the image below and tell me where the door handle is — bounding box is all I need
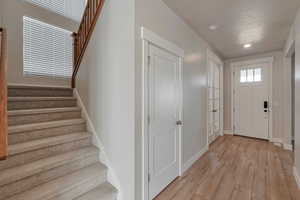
[264,101,269,112]
[264,101,268,109]
[212,109,218,113]
[176,121,183,126]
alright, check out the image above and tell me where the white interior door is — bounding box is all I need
[208,60,221,144]
[148,44,181,199]
[234,64,270,139]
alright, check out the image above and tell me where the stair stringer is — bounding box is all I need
[74,89,122,200]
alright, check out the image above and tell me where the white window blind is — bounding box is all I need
[23,16,73,78]
[24,0,86,22]
[24,0,66,19]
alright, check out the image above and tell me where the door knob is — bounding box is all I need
[176,121,183,126]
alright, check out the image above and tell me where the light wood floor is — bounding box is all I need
[155,135,300,200]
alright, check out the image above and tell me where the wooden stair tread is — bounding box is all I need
[8,119,85,134]
[7,163,107,200]
[0,147,98,186]
[8,107,81,116]
[74,182,117,200]
[8,132,91,155]
[8,85,72,90]
[8,97,76,102]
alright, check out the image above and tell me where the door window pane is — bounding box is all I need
[240,70,247,83]
[254,68,262,82]
[247,69,254,82]
[240,67,262,83]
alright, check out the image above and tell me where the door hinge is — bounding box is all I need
[148,173,151,182]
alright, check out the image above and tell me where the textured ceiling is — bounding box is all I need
[162,0,300,59]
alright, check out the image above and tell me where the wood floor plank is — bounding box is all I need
[268,145,292,200]
[276,148,300,200]
[154,136,300,200]
[251,141,268,200]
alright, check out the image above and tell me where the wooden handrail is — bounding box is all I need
[0,28,8,160]
[71,0,105,88]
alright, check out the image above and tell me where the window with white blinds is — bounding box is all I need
[24,0,86,22]
[24,0,67,18]
[23,16,73,78]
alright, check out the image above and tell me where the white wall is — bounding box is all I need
[134,0,220,199]
[223,51,292,145]
[285,24,295,56]
[73,0,220,199]
[0,0,78,87]
[294,7,300,179]
[75,0,136,200]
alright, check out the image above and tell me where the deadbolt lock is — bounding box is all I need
[176,121,183,126]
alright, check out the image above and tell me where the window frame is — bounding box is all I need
[239,67,263,83]
[23,16,73,79]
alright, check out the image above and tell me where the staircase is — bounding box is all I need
[0,85,117,200]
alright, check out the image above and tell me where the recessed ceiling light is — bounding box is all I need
[243,43,252,48]
[209,25,217,30]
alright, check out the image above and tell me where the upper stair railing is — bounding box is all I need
[0,28,8,160]
[71,0,105,88]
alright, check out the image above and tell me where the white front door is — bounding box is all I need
[234,63,270,139]
[208,60,221,143]
[148,44,181,199]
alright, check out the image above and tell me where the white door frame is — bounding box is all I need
[206,49,224,147]
[230,57,274,140]
[284,35,294,150]
[141,27,184,200]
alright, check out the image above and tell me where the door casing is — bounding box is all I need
[284,38,295,151]
[141,27,184,200]
[206,49,224,146]
[230,57,273,140]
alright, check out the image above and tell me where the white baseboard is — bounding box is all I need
[223,130,233,135]
[269,138,293,151]
[269,138,282,143]
[283,143,293,151]
[269,138,283,147]
[182,145,209,174]
[220,129,224,136]
[273,143,282,147]
[74,89,122,200]
[294,166,300,189]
